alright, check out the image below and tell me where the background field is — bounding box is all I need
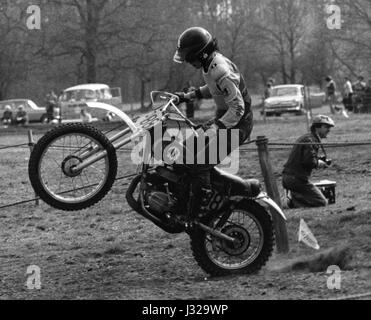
[0,105,370,300]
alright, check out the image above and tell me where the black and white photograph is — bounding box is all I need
[0,0,370,304]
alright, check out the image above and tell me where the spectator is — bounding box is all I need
[1,105,13,126]
[325,76,336,114]
[282,115,335,208]
[80,108,92,123]
[14,105,29,126]
[342,76,353,112]
[268,77,275,86]
[362,78,371,113]
[56,90,64,123]
[45,90,58,123]
[183,85,196,119]
[352,76,366,113]
[263,81,272,99]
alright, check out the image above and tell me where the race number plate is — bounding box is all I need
[134,109,165,131]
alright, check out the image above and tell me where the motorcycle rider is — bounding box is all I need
[173,27,253,215]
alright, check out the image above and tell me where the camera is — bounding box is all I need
[319,156,332,166]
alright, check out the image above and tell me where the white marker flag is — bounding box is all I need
[298,218,320,250]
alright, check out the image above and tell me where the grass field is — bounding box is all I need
[0,104,370,299]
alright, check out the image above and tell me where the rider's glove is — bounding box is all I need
[174,92,190,104]
[198,119,225,132]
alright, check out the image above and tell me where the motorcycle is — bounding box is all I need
[28,91,286,277]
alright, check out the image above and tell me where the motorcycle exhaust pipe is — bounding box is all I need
[194,221,238,244]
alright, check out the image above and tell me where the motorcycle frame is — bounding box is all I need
[67,91,286,229]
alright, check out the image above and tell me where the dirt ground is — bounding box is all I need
[0,107,370,300]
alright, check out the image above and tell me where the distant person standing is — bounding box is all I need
[325,76,336,114]
[45,90,58,123]
[264,81,272,99]
[57,90,64,123]
[342,76,353,112]
[352,76,366,113]
[362,78,371,113]
[183,85,196,119]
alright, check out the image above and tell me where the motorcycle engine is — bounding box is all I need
[146,191,175,214]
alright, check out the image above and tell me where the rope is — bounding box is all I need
[328,291,371,300]
[268,141,371,147]
[0,143,28,150]
[0,172,139,210]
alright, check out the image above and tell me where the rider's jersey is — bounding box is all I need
[198,52,252,130]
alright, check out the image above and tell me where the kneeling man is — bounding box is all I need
[282,115,335,208]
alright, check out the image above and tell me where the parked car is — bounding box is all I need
[0,99,48,123]
[262,84,305,116]
[262,84,316,116]
[59,83,122,122]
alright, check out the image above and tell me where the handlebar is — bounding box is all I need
[150,90,199,138]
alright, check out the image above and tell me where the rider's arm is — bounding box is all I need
[185,85,212,100]
[214,70,245,129]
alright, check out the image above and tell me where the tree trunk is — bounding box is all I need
[280,50,288,84]
[140,79,146,109]
[289,31,296,83]
[85,1,98,83]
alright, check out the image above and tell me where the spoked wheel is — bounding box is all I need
[190,201,274,277]
[28,123,117,211]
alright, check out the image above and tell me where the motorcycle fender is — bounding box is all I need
[86,101,138,133]
[256,193,287,221]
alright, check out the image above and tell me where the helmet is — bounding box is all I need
[173,27,213,64]
[311,115,335,127]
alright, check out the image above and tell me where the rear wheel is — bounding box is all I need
[28,123,117,211]
[190,201,274,277]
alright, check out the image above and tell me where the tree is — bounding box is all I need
[0,0,34,99]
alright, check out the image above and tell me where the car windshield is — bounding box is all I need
[271,87,298,97]
[62,90,97,101]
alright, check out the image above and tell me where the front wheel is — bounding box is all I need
[190,201,274,277]
[28,123,118,211]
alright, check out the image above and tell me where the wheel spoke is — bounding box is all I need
[37,131,110,204]
[203,209,265,270]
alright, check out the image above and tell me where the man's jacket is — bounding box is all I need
[283,132,321,179]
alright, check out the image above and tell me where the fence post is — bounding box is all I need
[261,97,267,124]
[304,85,313,132]
[28,130,39,206]
[256,136,289,253]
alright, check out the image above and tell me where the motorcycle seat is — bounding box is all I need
[212,167,261,197]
